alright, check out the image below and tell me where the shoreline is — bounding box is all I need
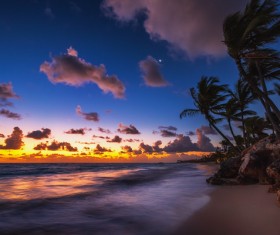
[173,185,280,235]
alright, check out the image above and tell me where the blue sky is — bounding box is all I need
[0,0,278,162]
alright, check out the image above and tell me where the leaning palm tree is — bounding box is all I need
[223,0,280,137]
[230,79,257,147]
[180,76,238,151]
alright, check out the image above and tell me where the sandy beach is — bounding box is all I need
[173,185,280,235]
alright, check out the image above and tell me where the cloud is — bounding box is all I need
[94,144,112,154]
[0,83,19,102]
[65,128,90,135]
[160,130,177,137]
[121,145,133,153]
[26,128,51,139]
[200,125,217,135]
[196,128,215,152]
[34,141,78,152]
[92,135,109,140]
[139,56,169,87]
[139,142,153,153]
[124,138,141,143]
[139,140,163,153]
[159,126,177,131]
[40,47,125,98]
[98,127,111,134]
[76,105,99,122]
[102,0,248,58]
[117,123,141,134]
[163,134,198,153]
[0,127,24,150]
[107,135,122,143]
[0,133,5,138]
[186,131,195,136]
[0,109,21,120]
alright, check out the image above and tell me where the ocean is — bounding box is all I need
[0,163,215,235]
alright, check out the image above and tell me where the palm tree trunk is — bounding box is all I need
[235,58,280,137]
[228,118,242,151]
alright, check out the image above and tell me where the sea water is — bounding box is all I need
[0,163,215,235]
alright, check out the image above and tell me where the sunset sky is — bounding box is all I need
[1,0,277,163]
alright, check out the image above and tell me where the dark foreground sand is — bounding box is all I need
[173,185,280,235]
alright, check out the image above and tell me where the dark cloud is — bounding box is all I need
[160,130,177,138]
[0,83,19,101]
[65,128,88,135]
[124,138,141,143]
[94,144,112,154]
[76,105,99,122]
[139,56,169,87]
[92,135,109,140]
[117,123,141,135]
[0,83,21,119]
[102,0,248,58]
[0,109,21,120]
[200,125,217,135]
[139,140,163,153]
[34,143,48,151]
[40,47,125,99]
[163,134,198,153]
[159,126,177,131]
[0,127,24,150]
[139,143,153,153]
[153,140,162,152]
[107,135,122,143]
[26,128,51,139]
[186,131,195,136]
[121,145,133,153]
[0,133,5,138]
[196,128,215,152]
[98,127,111,134]
[34,141,78,152]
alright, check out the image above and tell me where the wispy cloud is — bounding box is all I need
[0,109,21,120]
[98,127,111,134]
[40,47,125,99]
[65,128,91,135]
[0,83,21,119]
[139,56,169,87]
[76,105,99,122]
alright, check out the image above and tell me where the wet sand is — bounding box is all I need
[173,185,280,235]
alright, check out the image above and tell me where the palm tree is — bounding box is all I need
[243,116,270,144]
[180,76,238,151]
[230,79,257,147]
[223,0,280,137]
[275,83,280,95]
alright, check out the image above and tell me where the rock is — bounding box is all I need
[267,159,280,192]
[207,136,280,186]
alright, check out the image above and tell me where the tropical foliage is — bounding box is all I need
[181,0,280,156]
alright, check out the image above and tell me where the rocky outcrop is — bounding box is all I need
[207,136,280,202]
